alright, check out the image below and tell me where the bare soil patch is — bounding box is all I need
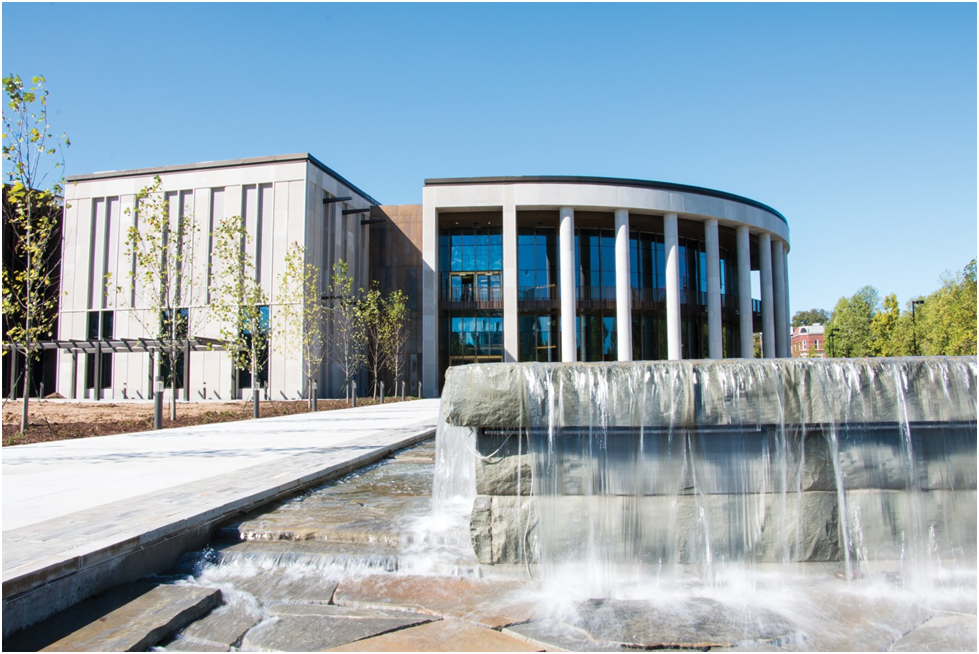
[2,396,415,447]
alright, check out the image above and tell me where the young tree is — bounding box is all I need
[360,282,386,399]
[211,215,269,405]
[382,289,409,396]
[275,241,328,410]
[2,74,70,433]
[325,260,364,402]
[122,176,206,421]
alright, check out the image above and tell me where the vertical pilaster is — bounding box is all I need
[614,209,632,361]
[772,239,788,357]
[421,194,438,397]
[664,212,681,360]
[559,207,577,362]
[705,218,722,359]
[736,226,754,358]
[502,195,519,362]
[759,232,775,358]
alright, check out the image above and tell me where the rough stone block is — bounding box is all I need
[240,604,433,651]
[36,584,220,652]
[324,617,544,651]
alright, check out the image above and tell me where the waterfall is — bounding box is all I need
[437,357,977,595]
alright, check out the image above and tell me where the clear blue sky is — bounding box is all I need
[3,2,975,315]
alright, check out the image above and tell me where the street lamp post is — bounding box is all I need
[911,299,925,356]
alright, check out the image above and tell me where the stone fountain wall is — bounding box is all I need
[440,358,978,567]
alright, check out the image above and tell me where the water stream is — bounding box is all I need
[155,357,976,651]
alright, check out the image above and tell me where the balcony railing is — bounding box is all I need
[441,286,502,303]
[442,282,760,313]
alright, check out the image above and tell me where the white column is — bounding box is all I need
[736,226,754,358]
[782,246,790,345]
[421,194,438,397]
[705,218,722,359]
[614,209,632,361]
[664,212,681,360]
[502,196,519,363]
[559,207,577,362]
[759,232,776,359]
[772,239,788,358]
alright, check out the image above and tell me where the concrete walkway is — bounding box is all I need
[2,399,441,636]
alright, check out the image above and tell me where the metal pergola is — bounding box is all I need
[3,337,226,401]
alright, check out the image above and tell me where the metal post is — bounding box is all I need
[253,386,260,419]
[154,376,163,430]
[71,351,78,400]
[380,381,385,404]
[39,381,45,400]
[94,341,102,401]
[183,340,191,401]
[418,381,422,399]
[352,381,357,408]
[312,380,318,412]
[401,380,406,402]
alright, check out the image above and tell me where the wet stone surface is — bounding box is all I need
[505,597,796,651]
[17,436,977,652]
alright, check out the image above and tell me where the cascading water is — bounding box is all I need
[438,357,977,600]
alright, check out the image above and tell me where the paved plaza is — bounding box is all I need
[2,400,440,637]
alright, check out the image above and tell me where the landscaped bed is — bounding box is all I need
[1,397,415,446]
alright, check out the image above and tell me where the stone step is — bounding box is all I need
[176,539,478,579]
[4,583,220,652]
[217,494,433,545]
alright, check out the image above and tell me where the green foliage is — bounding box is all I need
[917,259,977,356]
[871,294,901,356]
[360,282,385,398]
[121,177,206,419]
[359,282,411,398]
[275,241,328,404]
[382,289,410,391]
[210,215,269,386]
[791,308,829,328]
[825,260,976,358]
[3,74,70,432]
[326,260,365,396]
[827,286,880,357]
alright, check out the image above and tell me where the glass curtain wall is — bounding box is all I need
[439,226,504,377]
[518,227,560,362]
[630,231,667,360]
[575,228,616,361]
[439,227,502,302]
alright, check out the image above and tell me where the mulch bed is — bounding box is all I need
[2,397,412,447]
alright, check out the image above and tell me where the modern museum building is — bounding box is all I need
[44,153,790,401]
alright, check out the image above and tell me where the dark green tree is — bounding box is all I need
[791,308,830,328]
[827,286,880,357]
[918,259,977,356]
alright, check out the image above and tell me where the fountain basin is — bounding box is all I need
[439,358,977,573]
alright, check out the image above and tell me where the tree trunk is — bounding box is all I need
[20,349,31,434]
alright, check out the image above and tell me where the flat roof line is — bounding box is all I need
[423,175,786,224]
[67,153,381,205]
